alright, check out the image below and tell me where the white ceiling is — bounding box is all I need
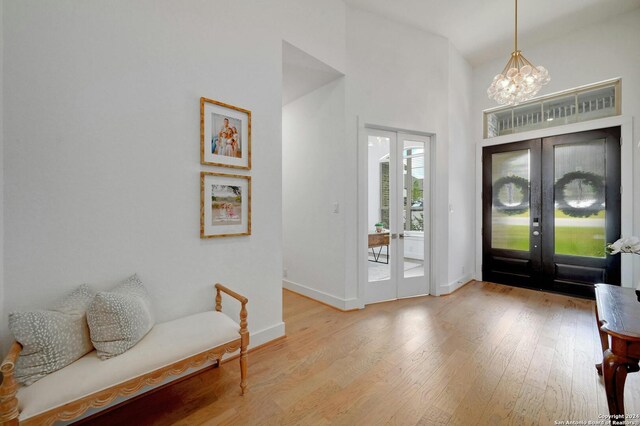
[344,0,640,66]
[282,42,344,105]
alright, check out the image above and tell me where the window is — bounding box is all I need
[484,79,621,139]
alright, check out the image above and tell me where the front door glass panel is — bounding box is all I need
[491,150,531,251]
[553,140,606,257]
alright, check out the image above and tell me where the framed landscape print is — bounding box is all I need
[201,97,251,169]
[201,172,251,238]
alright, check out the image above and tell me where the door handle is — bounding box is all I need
[533,231,540,236]
[399,234,405,239]
[391,233,398,239]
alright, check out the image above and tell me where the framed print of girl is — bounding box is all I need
[200,97,251,169]
[200,172,251,238]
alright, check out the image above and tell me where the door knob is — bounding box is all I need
[533,231,540,236]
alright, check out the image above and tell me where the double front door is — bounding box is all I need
[482,127,621,297]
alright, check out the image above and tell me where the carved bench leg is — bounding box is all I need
[215,283,249,396]
[0,371,20,425]
[240,344,247,396]
[1,342,21,426]
[239,304,248,396]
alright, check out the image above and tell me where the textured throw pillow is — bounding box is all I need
[87,274,155,360]
[9,284,96,386]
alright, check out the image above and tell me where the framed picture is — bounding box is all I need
[201,172,251,238]
[201,97,251,169]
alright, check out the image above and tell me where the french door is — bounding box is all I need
[483,127,621,297]
[364,129,431,304]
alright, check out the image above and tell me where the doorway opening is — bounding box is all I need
[281,41,347,306]
[482,127,621,297]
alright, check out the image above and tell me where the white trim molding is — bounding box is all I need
[440,275,473,295]
[283,279,360,311]
[249,322,286,349]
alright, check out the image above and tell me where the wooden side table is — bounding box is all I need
[368,232,390,264]
[594,284,640,417]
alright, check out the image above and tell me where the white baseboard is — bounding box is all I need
[249,321,286,348]
[283,279,360,311]
[440,274,473,295]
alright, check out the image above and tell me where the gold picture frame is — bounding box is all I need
[200,172,251,238]
[200,97,251,169]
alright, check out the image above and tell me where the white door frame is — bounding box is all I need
[475,115,635,287]
[357,120,437,306]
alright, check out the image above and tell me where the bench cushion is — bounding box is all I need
[17,310,240,421]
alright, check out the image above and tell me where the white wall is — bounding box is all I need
[280,0,347,76]
[472,8,640,283]
[282,78,348,304]
[346,6,457,299]
[447,43,475,288]
[281,6,476,307]
[0,0,5,354]
[1,0,347,349]
[3,0,476,350]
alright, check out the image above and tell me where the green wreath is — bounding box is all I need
[493,175,530,215]
[555,171,605,218]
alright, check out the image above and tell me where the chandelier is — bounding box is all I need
[487,0,550,106]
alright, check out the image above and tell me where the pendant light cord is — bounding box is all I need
[514,0,518,52]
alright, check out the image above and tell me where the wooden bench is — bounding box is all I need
[0,283,248,425]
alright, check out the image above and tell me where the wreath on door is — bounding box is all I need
[492,175,530,215]
[554,171,605,218]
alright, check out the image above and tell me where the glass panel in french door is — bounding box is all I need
[402,140,425,279]
[367,135,392,283]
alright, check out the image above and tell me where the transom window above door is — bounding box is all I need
[483,78,621,139]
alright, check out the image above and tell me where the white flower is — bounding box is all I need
[607,236,640,255]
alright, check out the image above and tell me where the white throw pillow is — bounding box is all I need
[87,274,155,359]
[9,284,96,386]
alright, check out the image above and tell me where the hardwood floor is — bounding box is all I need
[78,281,640,425]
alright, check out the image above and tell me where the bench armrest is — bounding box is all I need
[215,283,249,343]
[0,342,22,424]
[215,283,249,395]
[215,283,248,305]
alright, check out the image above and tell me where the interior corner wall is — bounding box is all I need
[1,0,347,350]
[280,0,347,75]
[472,8,640,283]
[0,0,5,354]
[447,43,475,289]
[344,6,452,298]
[282,78,348,305]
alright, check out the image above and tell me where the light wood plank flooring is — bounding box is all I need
[80,281,640,425]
